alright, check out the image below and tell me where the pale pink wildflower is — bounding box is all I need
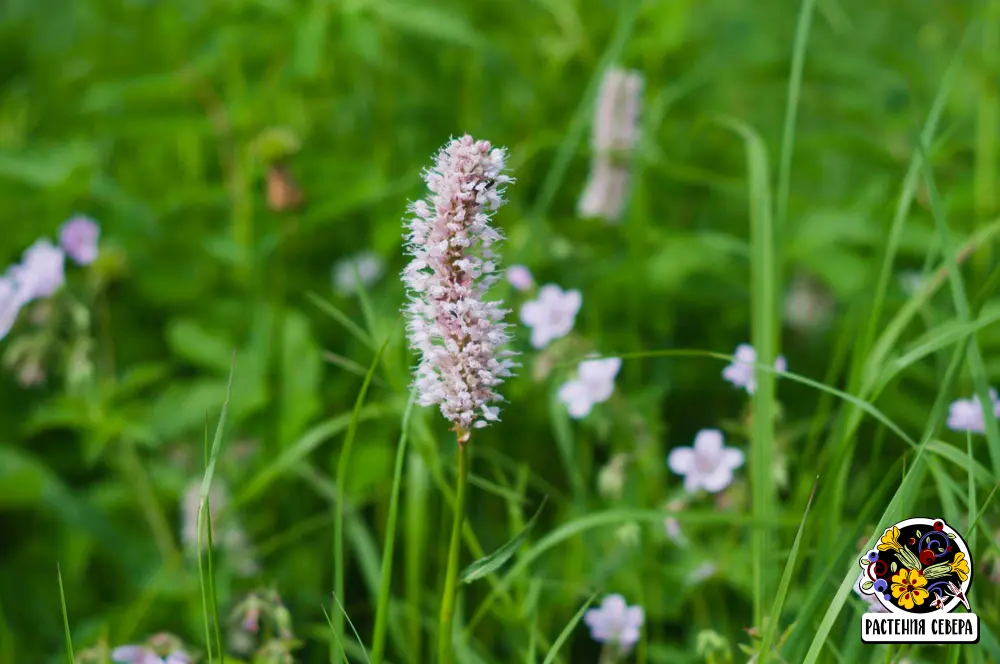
[579,67,643,222]
[111,646,190,664]
[947,389,1000,434]
[558,357,621,419]
[519,284,581,349]
[722,343,787,394]
[401,135,517,432]
[0,275,22,341]
[506,265,533,291]
[667,429,744,494]
[59,215,100,265]
[11,239,65,302]
[583,594,644,653]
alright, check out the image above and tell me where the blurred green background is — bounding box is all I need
[1,0,1000,662]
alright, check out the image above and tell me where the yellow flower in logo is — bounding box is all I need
[891,568,929,610]
[949,552,969,582]
[878,526,902,552]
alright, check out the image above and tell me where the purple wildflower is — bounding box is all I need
[59,216,100,265]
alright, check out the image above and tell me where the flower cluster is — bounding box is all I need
[228,588,299,662]
[579,66,644,222]
[0,216,99,342]
[402,135,517,433]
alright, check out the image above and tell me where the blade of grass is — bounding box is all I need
[57,563,74,664]
[758,478,818,660]
[197,358,234,664]
[405,445,429,660]
[371,386,417,664]
[776,0,817,236]
[714,115,779,634]
[332,590,371,664]
[918,134,1000,475]
[308,291,375,352]
[320,604,353,664]
[333,327,395,663]
[540,592,598,664]
[460,498,548,584]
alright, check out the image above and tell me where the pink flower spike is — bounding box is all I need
[506,265,533,291]
[59,215,100,265]
[401,135,517,432]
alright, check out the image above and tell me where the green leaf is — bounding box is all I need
[279,310,322,445]
[861,581,873,591]
[460,497,548,584]
[165,319,234,373]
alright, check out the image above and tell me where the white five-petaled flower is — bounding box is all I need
[947,389,1000,434]
[558,357,621,419]
[506,264,533,291]
[722,343,787,394]
[667,429,744,494]
[111,646,190,664]
[583,594,644,653]
[519,284,581,349]
[401,134,517,432]
[579,67,643,223]
[333,251,385,295]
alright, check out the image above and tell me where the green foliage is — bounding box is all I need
[2,0,1000,663]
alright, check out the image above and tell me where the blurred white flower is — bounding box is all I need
[519,284,581,349]
[784,274,833,332]
[333,251,384,295]
[583,594,644,653]
[691,561,717,583]
[180,479,258,577]
[110,645,190,664]
[854,572,888,613]
[667,429,744,494]
[402,135,517,432]
[12,239,65,303]
[59,215,100,266]
[615,521,641,547]
[947,389,1000,434]
[899,271,924,296]
[558,357,621,419]
[506,264,533,291]
[722,343,787,394]
[0,275,24,341]
[579,67,643,223]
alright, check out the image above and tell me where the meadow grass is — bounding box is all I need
[1,1,1000,663]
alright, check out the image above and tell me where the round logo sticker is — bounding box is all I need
[858,517,972,614]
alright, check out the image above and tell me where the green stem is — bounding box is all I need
[438,434,471,664]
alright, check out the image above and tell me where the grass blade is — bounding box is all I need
[715,115,778,632]
[540,592,598,664]
[333,327,395,663]
[371,386,418,664]
[459,497,548,584]
[308,291,375,352]
[57,563,74,664]
[758,478,818,660]
[776,0,817,235]
[197,356,235,664]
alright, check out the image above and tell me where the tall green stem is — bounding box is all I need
[438,434,471,664]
